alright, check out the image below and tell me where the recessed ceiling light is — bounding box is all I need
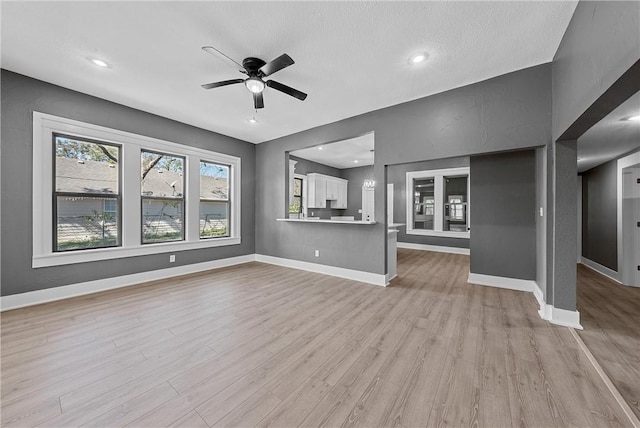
[317,146,324,150]
[623,115,640,121]
[248,117,258,124]
[409,52,428,64]
[90,58,109,68]
[354,160,359,163]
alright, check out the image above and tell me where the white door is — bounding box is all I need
[622,165,640,286]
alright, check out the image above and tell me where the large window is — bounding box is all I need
[406,167,470,238]
[33,112,241,268]
[199,161,230,238]
[141,151,185,243]
[53,134,121,251]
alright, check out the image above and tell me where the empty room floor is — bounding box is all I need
[1,249,631,427]
[577,263,640,421]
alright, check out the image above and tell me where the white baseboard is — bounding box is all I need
[385,273,397,285]
[468,272,582,330]
[467,272,537,293]
[255,254,387,287]
[580,257,621,284]
[0,254,256,312]
[397,242,470,255]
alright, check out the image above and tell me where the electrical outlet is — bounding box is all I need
[314,249,320,257]
[169,254,176,263]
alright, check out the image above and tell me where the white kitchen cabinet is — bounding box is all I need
[307,173,348,209]
[330,178,348,209]
[307,173,327,208]
[326,177,339,200]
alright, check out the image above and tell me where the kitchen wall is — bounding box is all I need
[289,155,344,219]
[341,165,374,220]
[1,70,256,296]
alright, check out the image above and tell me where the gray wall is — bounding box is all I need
[256,64,551,275]
[341,165,374,219]
[1,70,256,296]
[470,150,537,280]
[581,160,618,271]
[552,1,640,142]
[535,146,547,299]
[387,157,470,249]
[548,1,639,312]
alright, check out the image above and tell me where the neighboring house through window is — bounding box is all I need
[53,134,121,252]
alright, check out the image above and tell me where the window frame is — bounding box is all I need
[33,112,241,268]
[52,133,122,252]
[199,160,231,239]
[140,149,186,244]
[406,167,470,239]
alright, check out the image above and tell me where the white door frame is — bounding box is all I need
[617,151,640,286]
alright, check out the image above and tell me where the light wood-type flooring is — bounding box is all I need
[1,249,631,427]
[577,263,640,421]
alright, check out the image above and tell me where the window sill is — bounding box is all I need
[406,230,470,239]
[32,237,241,268]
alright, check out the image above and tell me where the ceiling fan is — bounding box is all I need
[201,46,307,110]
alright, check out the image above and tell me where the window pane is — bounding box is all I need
[141,151,184,198]
[56,196,119,251]
[142,198,184,243]
[200,161,229,200]
[413,178,434,230]
[200,201,229,238]
[289,196,302,214]
[55,136,119,194]
[443,175,468,232]
[293,178,302,197]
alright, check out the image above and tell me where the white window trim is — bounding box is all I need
[406,167,470,239]
[33,112,241,268]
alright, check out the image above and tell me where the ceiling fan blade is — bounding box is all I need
[265,80,307,101]
[259,54,294,77]
[202,46,247,74]
[253,92,264,109]
[201,79,244,90]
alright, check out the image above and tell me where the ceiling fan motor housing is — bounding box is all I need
[242,57,267,76]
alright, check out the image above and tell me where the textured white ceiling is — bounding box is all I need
[291,133,375,169]
[1,1,577,144]
[577,91,640,172]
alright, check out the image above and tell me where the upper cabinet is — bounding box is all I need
[330,178,348,209]
[307,173,348,208]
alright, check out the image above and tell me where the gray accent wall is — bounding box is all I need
[1,70,256,297]
[387,157,470,249]
[256,64,551,275]
[552,1,640,142]
[470,150,537,280]
[581,160,618,271]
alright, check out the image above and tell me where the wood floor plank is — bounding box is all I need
[1,250,633,428]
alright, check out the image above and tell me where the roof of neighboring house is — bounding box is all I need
[55,157,228,199]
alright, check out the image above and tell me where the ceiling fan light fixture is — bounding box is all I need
[245,77,265,94]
